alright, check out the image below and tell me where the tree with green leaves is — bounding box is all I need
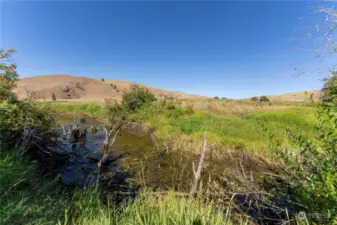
[121,84,156,112]
[0,49,19,103]
[321,71,337,105]
[251,96,259,101]
[259,96,270,102]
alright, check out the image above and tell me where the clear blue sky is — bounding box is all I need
[1,1,335,98]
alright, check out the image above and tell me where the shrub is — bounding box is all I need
[269,102,337,223]
[121,84,156,112]
[214,96,219,99]
[0,49,18,103]
[0,49,56,147]
[101,78,105,82]
[259,96,270,102]
[321,71,337,105]
[52,93,57,101]
[251,96,259,101]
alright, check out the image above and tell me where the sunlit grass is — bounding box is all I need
[132,103,317,153]
[0,151,69,225]
[51,102,107,115]
[60,187,250,225]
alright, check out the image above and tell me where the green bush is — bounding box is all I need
[251,96,259,101]
[259,96,270,102]
[321,71,337,105]
[121,84,156,112]
[269,103,337,224]
[0,49,19,102]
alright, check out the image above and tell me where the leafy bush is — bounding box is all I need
[259,96,270,102]
[0,49,56,147]
[214,96,219,99]
[251,96,259,101]
[121,84,156,112]
[269,102,337,223]
[0,49,19,102]
[321,71,337,105]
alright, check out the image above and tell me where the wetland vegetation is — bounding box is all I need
[1,38,337,225]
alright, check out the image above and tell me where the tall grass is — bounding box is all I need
[0,151,69,225]
[51,102,107,116]
[61,187,249,225]
[132,103,317,153]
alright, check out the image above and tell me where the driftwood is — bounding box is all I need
[190,132,207,195]
[98,121,128,169]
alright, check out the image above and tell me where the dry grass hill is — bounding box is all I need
[14,74,323,103]
[14,74,207,102]
[266,90,323,102]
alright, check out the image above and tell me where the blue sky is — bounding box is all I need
[1,1,336,98]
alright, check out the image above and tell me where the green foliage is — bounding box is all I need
[106,85,156,120]
[0,151,69,225]
[61,188,238,225]
[121,84,156,112]
[321,71,337,105]
[0,50,56,147]
[251,96,259,101]
[0,49,19,102]
[52,103,107,116]
[0,96,56,146]
[214,96,219,99]
[270,103,337,224]
[259,96,270,102]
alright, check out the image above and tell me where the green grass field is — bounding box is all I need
[51,100,318,154]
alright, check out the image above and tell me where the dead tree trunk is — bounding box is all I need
[190,132,207,196]
[21,91,31,154]
[97,122,126,169]
[98,128,112,169]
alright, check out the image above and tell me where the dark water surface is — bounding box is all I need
[56,116,196,190]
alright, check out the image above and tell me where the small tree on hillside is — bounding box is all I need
[214,96,219,99]
[251,96,259,101]
[259,96,270,102]
[101,78,105,82]
[52,93,57,101]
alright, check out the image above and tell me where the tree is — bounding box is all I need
[0,49,19,102]
[251,96,259,101]
[121,84,156,112]
[214,96,219,99]
[52,93,57,101]
[321,71,337,105]
[101,78,105,82]
[259,96,270,102]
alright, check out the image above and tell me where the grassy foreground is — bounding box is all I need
[1,151,250,225]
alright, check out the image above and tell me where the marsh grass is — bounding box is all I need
[0,151,70,225]
[61,186,251,225]
[132,103,317,153]
[51,102,107,116]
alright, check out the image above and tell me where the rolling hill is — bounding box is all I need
[14,74,207,102]
[14,74,323,103]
